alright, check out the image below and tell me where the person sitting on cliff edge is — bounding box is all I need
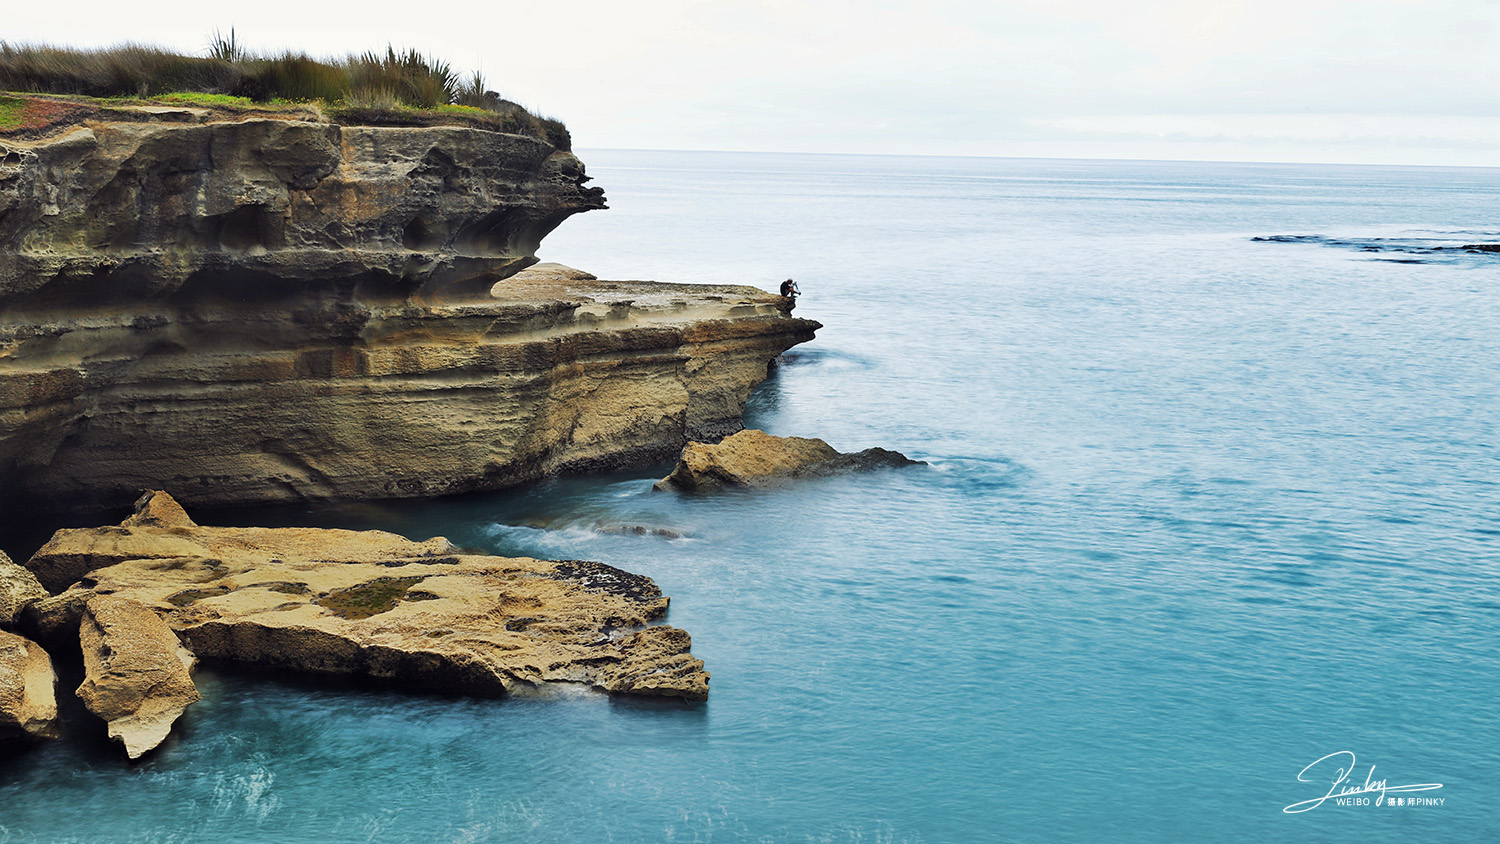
[776,278,801,313]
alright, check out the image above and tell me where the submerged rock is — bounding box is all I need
[0,550,48,628]
[654,429,922,492]
[29,492,709,701]
[0,629,61,744]
[76,594,201,760]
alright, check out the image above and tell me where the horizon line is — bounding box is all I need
[572,146,1500,171]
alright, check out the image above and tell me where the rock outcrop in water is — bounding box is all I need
[0,111,819,517]
[76,594,201,759]
[654,429,922,492]
[27,492,710,705]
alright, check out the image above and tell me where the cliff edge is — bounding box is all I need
[0,111,819,516]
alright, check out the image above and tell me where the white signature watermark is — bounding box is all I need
[1283,751,1444,813]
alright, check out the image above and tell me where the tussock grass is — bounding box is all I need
[155,91,259,107]
[347,46,454,109]
[0,35,569,148]
[0,43,235,97]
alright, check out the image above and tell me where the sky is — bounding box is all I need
[8,0,1500,166]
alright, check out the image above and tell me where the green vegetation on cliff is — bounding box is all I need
[0,35,569,149]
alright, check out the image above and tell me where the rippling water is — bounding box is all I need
[4,153,1499,842]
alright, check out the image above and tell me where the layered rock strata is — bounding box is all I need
[0,113,603,305]
[655,428,922,492]
[0,112,819,516]
[76,594,201,759]
[0,629,61,744]
[28,491,710,701]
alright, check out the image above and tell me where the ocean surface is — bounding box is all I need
[4,151,1500,842]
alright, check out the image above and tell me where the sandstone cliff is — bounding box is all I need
[0,110,601,305]
[0,111,819,516]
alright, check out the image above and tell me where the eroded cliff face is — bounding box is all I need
[0,113,603,305]
[0,113,819,516]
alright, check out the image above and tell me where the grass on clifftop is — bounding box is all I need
[0,94,94,133]
[0,35,570,149]
[0,96,20,130]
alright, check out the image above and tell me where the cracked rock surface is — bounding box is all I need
[76,594,200,759]
[0,629,61,744]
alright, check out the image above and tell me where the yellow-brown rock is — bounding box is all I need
[121,489,197,529]
[0,116,602,305]
[76,594,201,759]
[0,629,61,744]
[504,262,598,283]
[31,491,709,702]
[655,429,922,491]
[27,493,457,594]
[0,550,49,628]
[0,113,819,518]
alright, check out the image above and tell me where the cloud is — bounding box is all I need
[1029,113,1500,149]
[6,0,1500,164]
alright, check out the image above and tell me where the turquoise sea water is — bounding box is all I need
[4,152,1500,842]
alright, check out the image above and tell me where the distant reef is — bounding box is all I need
[0,105,819,519]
